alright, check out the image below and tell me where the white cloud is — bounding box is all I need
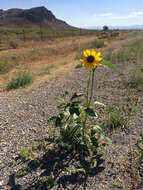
[99,13,113,17]
[128,11,143,18]
[97,11,143,20]
[69,11,143,27]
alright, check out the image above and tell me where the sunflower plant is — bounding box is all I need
[48,49,111,173]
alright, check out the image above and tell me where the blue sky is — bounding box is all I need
[1,0,143,27]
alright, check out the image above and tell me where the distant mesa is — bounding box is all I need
[0,6,75,29]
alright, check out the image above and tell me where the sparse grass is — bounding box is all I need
[40,65,56,75]
[104,48,136,65]
[60,62,69,65]
[0,55,19,74]
[75,48,84,60]
[0,28,99,43]
[102,105,128,130]
[88,39,105,49]
[137,131,143,157]
[19,147,32,161]
[129,66,143,89]
[39,175,56,190]
[119,132,143,190]
[7,71,34,89]
[104,38,143,65]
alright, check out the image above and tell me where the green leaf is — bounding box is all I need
[71,93,83,101]
[84,134,90,142]
[94,101,106,107]
[75,64,82,69]
[93,159,97,168]
[57,103,67,109]
[63,109,70,118]
[105,137,112,145]
[73,113,78,120]
[85,108,97,117]
[64,91,69,95]
[55,117,62,127]
[47,116,57,124]
[92,125,102,132]
[66,168,86,174]
[102,60,117,71]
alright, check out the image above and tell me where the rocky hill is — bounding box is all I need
[0,6,74,29]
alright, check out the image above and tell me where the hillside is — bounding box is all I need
[0,6,74,29]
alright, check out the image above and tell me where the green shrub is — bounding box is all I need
[0,58,12,74]
[19,147,32,161]
[8,71,34,89]
[9,38,20,49]
[103,105,128,130]
[88,39,105,49]
[129,66,143,89]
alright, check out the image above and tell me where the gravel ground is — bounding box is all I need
[0,56,143,189]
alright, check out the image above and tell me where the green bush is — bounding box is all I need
[8,71,34,89]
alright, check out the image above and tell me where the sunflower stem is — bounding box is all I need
[89,67,96,107]
[83,70,92,137]
[86,70,92,107]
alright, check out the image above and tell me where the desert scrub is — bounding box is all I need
[102,104,128,131]
[120,132,143,190]
[48,49,111,174]
[7,71,34,89]
[0,55,19,74]
[137,131,143,157]
[40,65,56,75]
[8,38,20,49]
[104,48,136,65]
[88,39,105,49]
[19,147,33,161]
[128,65,143,89]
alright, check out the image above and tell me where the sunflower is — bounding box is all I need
[80,49,102,70]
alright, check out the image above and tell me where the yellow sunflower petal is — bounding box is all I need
[83,50,88,57]
[91,49,96,57]
[97,52,101,56]
[95,57,102,61]
[85,49,91,56]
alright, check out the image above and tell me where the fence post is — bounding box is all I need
[22,29,26,42]
[39,24,43,41]
[79,28,82,36]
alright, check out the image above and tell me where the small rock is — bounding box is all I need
[0,180,4,186]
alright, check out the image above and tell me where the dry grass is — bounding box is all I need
[0,30,142,91]
[0,35,99,90]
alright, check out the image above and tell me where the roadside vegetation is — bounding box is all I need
[0,29,128,91]
[7,71,34,89]
[1,29,143,189]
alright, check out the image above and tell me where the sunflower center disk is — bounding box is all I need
[87,56,94,63]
